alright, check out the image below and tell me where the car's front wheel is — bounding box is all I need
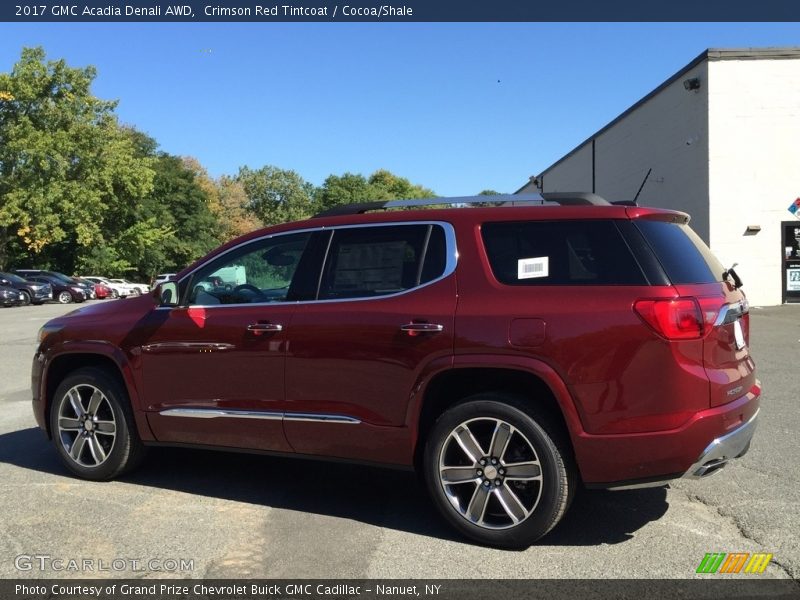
[57,291,72,304]
[49,368,146,480]
[423,394,575,549]
[19,290,31,305]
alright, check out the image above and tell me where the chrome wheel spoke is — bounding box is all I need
[489,421,513,460]
[58,417,82,431]
[503,461,542,481]
[495,485,529,524]
[70,435,87,462]
[466,483,491,523]
[94,420,116,435]
[87,389,104,414]
[452,425,485,463]
[440,466,479,484]
[68,390,85,417]
[87,437,107,464]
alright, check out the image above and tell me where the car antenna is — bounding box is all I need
[632,168,652,205]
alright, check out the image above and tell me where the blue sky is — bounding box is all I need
[1,23,799,195]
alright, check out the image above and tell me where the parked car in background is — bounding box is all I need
[70,278,96,300]
[0,272,52,305]
[20,274,86,304]
[106,279,149,297]
[0,284,24,307]
[85,283,115,300]
[152,273,177,287]
[82,277,122,299]
[14,270,93,300]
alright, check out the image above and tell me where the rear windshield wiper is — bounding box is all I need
[722,263,743,289]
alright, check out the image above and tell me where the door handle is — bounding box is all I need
[247,322,283,335]
[400,322,444,335]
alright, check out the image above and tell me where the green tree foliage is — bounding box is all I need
[0,47,154,271]
[315,169,435,212]
[478,189,502,196]
[215,176,263,241]
[237,165,315,226]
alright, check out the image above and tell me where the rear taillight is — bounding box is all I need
[634,297,721,340]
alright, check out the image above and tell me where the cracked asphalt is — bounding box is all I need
[0,301,798,580]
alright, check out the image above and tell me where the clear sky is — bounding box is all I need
[1,22,799,195]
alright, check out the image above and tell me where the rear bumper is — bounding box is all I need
[684,408,758,478]
[576,387,760,487]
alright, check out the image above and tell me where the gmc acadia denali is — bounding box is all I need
[32,193,759,548]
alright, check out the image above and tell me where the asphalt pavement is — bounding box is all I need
[0,300,797,580]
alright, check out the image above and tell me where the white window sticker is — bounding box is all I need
[518,256,549,279]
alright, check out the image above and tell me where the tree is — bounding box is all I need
[0,47,154,271]
[215,176,263,241]
[478,189,502,196]
[237,165,314,226]
[315,169,436,213]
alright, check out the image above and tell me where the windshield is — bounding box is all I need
[50,272,76,283]
[1,272,26,283]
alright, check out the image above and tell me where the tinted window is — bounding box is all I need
[318,224,446,300]
[481,220,646,285]
[186,232,311,305]
[0,272,25,284]
[635,221,726,284]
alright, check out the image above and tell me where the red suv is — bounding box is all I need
[31,193,759,548]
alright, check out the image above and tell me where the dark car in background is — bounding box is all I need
[0,284,24,307]
[20,274,87,304]
[0,272,52,305]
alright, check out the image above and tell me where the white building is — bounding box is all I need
[517,48,800,306]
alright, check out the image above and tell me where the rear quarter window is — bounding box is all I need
[634,220,726,284]
[481,220,646,285]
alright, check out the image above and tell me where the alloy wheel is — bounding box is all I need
[438,417,543,530]
[57,291,72,304]
[56,384,117,468]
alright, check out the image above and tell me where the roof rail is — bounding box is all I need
[311,192,610,218]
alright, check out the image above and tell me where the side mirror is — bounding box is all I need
[157,281,179,307]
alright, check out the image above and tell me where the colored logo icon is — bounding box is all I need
[696,552,773,574]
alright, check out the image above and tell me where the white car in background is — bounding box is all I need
[107,278,150,296]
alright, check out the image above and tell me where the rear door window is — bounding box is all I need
[318,224,447,300]
[481,220,646,285]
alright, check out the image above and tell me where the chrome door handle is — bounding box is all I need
[400,323,444,334]
[247,323,283,334]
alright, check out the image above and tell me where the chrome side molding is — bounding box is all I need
[159,407,360,424]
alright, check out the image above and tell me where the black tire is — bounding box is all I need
[49,367,146,481]
[130,288,141,297]
[110,289,119,299]
[57,290,73,304]
[20,290,31,306]
[423,393,576,549]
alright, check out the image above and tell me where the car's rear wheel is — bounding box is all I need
[19,290,31,305]
[49,368,146,480]
[57,291,72,304]
[423,394,575,549]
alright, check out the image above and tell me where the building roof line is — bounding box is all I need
[516,46,800,193]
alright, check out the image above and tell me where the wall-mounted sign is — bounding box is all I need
[788,268,800,292]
